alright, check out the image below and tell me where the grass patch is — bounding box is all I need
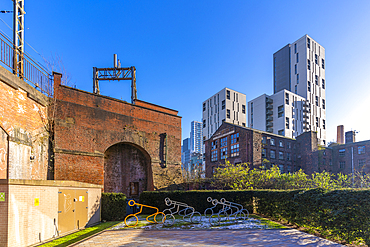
[250,215,287,229]
[39,221,120,247]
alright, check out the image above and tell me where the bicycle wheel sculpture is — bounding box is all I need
[124,200,165,227]
[162,197,202,226]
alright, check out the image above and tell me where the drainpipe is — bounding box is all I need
[7,135,9,180]
[165,133,168,168]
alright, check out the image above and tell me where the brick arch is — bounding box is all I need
[103,142,153,197]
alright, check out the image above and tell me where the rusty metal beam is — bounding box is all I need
[93,64,137,104]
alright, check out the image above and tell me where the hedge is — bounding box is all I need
[101,193,126,221]
[140,189,370,245]
[140,190,254,215]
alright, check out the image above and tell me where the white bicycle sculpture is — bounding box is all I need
[204,197,249,226]
[162,197,202,226]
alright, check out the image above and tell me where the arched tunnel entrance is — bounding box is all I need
[104,142,153,197]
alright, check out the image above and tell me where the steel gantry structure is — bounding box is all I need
[93,54,137,104]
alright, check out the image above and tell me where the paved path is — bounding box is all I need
[75,229,344,246]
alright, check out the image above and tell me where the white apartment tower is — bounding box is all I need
[249,35,326,145]
[190,121,203,154]
[202,88,247,140]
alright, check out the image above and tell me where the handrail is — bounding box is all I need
[0,31,53,96]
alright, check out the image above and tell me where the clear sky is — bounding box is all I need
[1,0,370,143]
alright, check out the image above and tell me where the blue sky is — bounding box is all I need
[1,0,370,143]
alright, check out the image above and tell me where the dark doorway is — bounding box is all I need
[104,143,151,197]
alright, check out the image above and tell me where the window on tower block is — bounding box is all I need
[315,96,319,106]
[295,85,297,94]
[285,93,289,105]
[242,105,246,114]
[308,60,311,70]
[322,59,325,69]
[307,38,311,49]
[286,117,289,129]
[322,99,325,109]
[297,74,299,84]
[295,64,297,74]
[315,75,318,85]
[278,105,284,118]
[322,79,325,89]
[226,90,230,100]
[203,103,206,111]
[308,81,311,92]
[296,53,299,63]
[203,119,206,128]
[227,109,230,119]
[323,119,326,129]
[222,100,225,110]
[315,54,318,64]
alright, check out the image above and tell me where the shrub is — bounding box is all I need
[141,189,370,245]
[140,190,254,214]
[101,193,126,221]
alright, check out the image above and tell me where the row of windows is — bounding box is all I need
[262,149,292,161]
[337,159,367,170]
[262,136,291,148]
[339,146,366,156]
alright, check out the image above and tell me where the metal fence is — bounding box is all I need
[0,32,53,96]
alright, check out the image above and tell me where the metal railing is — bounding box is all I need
[0,32,53,96]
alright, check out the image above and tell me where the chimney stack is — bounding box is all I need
[337,125,344,144]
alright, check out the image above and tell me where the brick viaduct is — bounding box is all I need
[53,73,182,197]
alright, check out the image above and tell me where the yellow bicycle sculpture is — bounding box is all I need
[124,200,165,227]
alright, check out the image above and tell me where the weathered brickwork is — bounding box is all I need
[0,66,49,180]
[53,73,182,195]
[206,122,370,177]
[206,122,307,177]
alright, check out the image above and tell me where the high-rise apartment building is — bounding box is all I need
[181,138,191,166]
[190,121,203,154]
[249,35,326,145]
[202,87,247,140]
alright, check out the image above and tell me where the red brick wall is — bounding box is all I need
[0,127,7,179]
[0,66,49,180]
[53,73,182,191]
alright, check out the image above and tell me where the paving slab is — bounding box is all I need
[75,229,344,246]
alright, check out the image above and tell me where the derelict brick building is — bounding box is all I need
[53,73,182,197]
